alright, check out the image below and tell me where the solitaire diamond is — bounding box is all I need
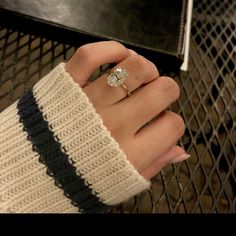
[107,67,128,87]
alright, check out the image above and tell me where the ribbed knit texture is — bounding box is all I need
[0,63,150,213]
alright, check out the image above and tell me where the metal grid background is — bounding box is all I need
[0,0,235,213]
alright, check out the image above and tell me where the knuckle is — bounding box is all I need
[109,41,129,56]
[109,40,125,49]
[131,55,150,71]
[75,44,91,60]
[160,77,180,100]
[148,61,160,78]
[170,113,185,137]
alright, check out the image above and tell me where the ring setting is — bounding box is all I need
[107,67,130,96]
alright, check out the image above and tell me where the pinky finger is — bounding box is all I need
[140,145,190,180]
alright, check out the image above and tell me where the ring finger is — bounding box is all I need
[83,54,159,106]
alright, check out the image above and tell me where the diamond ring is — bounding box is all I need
[107,67,130,96]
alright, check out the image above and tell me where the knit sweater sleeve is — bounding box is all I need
[0,63,150,213]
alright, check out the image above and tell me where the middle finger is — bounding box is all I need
[114,76,180,134]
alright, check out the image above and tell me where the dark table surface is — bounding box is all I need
[0,0,187,74]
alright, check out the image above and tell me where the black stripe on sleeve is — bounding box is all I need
[17,90,110,213]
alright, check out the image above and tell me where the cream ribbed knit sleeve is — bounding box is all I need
[0,63,150,213]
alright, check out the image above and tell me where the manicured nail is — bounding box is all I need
[171,154,191,164]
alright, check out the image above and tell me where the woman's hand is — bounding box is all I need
[65,41,189,180]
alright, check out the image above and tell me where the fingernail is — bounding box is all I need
[171,154,191,164]
[128,49,138,55]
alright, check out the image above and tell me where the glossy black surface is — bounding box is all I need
[0,0,187,73]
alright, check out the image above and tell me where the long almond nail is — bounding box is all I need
[171,154,191,164]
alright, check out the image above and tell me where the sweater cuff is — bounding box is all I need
[0,63,150,213]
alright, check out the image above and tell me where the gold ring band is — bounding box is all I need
[120,84,131,97]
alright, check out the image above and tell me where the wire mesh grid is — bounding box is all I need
[0,0,235,213]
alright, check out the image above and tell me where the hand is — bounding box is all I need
[65,41,189,180]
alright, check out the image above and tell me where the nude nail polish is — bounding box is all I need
[171,154,191,164]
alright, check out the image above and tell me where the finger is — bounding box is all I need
[65,41,130,87]
[128,49,138,55]
[83,54,159,106]
[140,145,188,179]
[131,111,185,170]
[115,76,180,133]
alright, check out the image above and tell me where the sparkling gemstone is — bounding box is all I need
[107,67,128,87]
